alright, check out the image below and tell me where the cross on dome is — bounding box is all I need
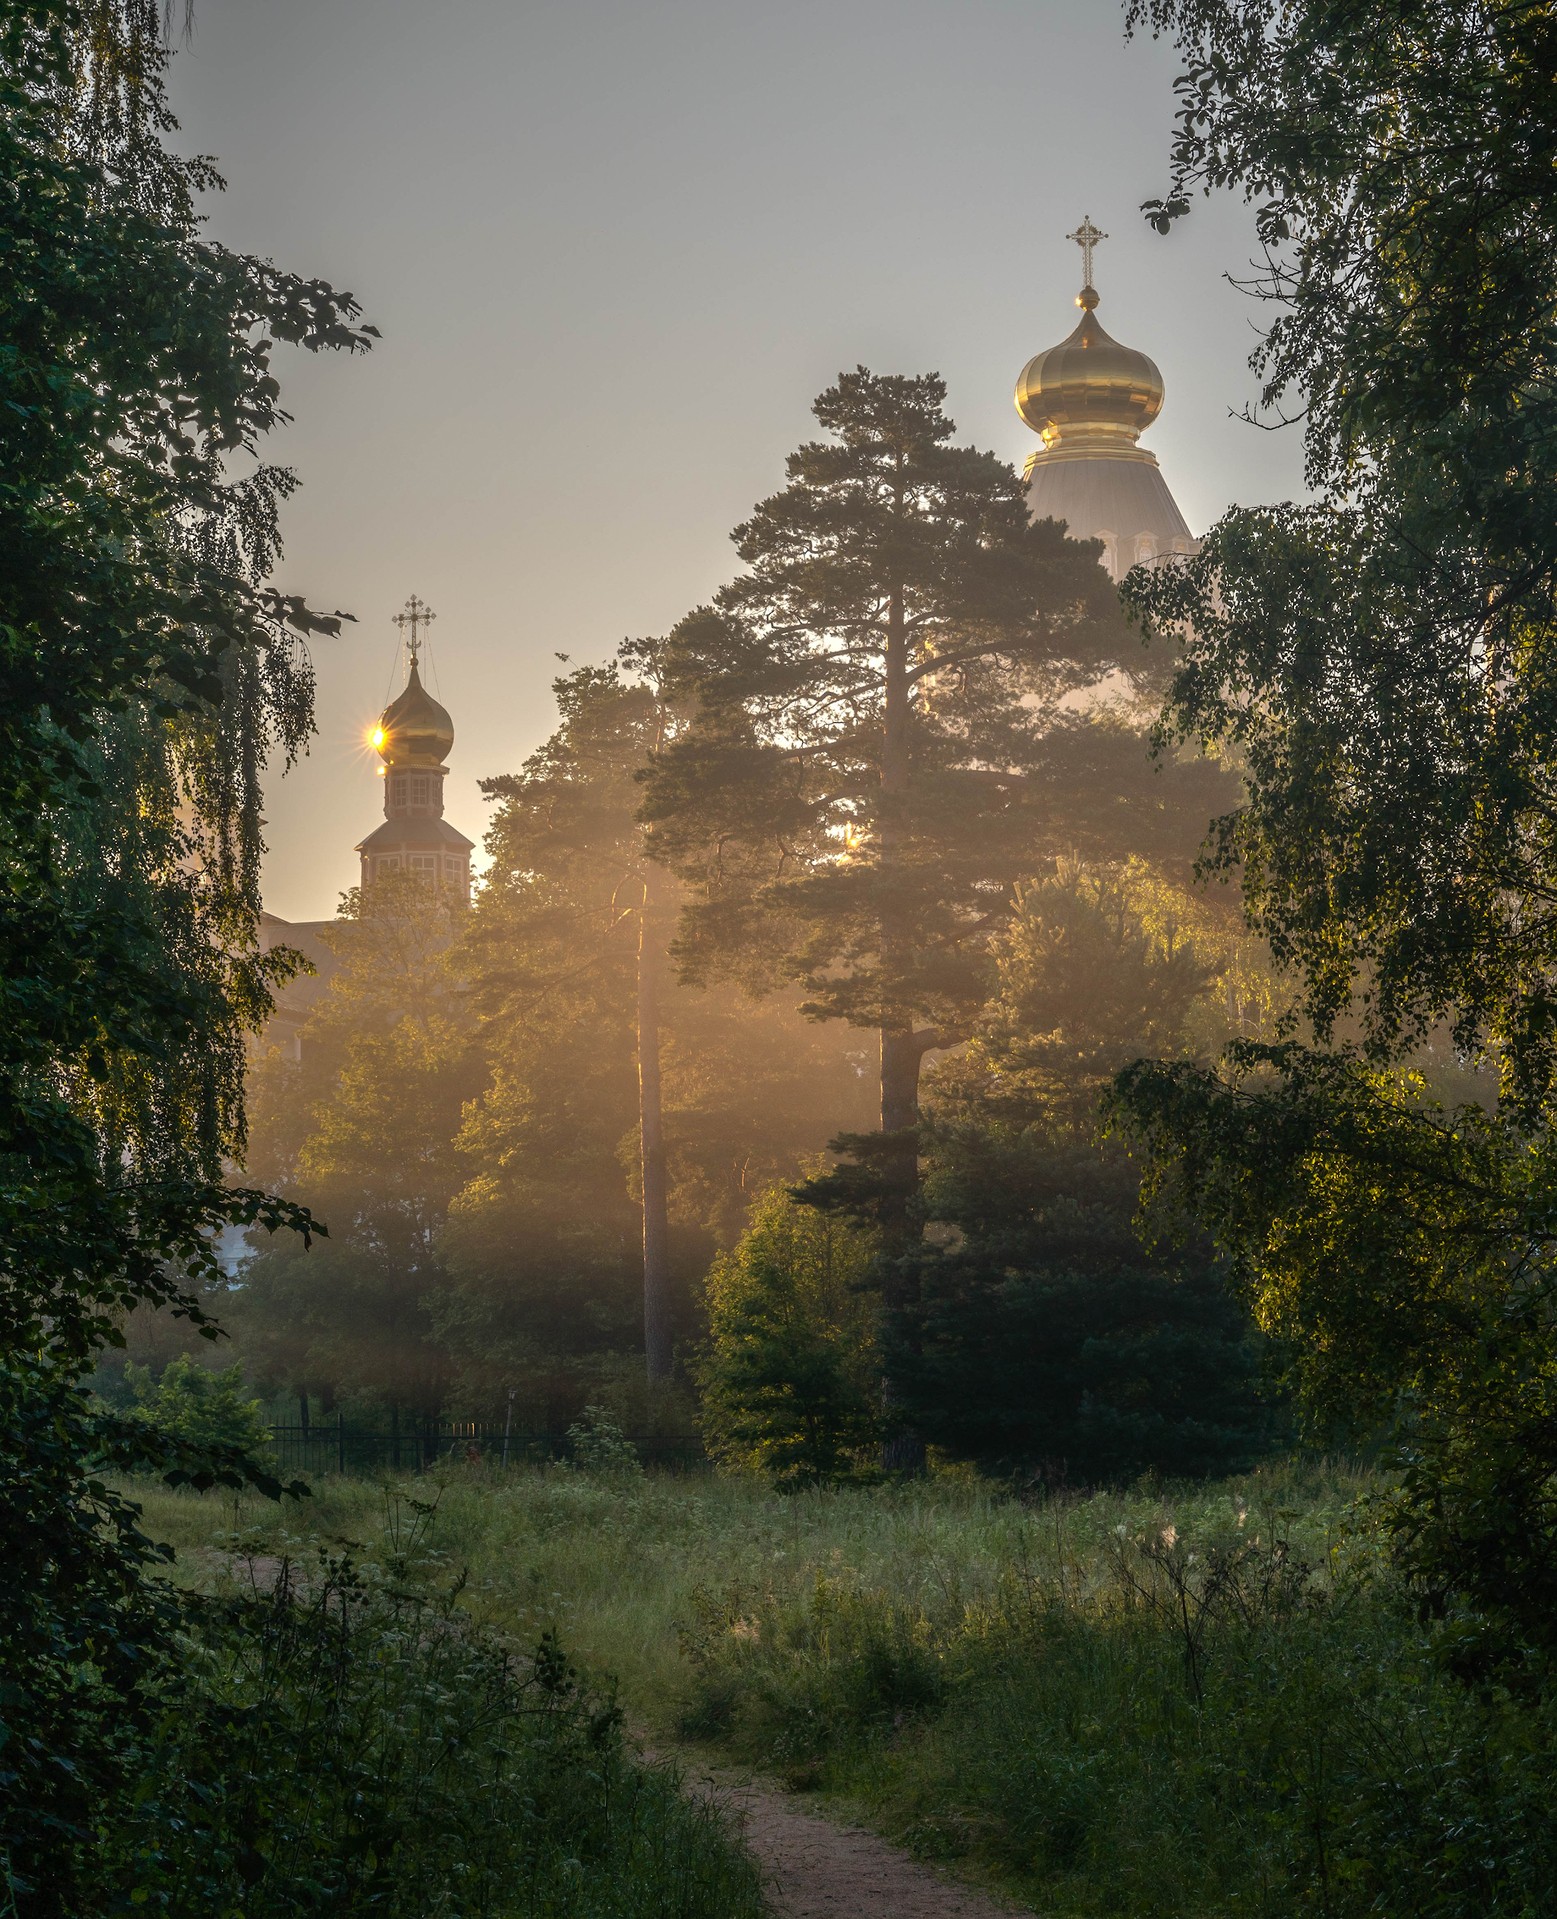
[1066,215,1108,289]
[392,593,436,669]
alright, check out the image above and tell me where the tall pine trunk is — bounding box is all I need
[878,580,920,1252]
[638,861,673,1382]
[878,579,925,1472]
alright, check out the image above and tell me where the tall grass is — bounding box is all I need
[108,1487,765,1917]
[135,1461,1557,1917]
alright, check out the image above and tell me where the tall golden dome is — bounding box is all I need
[1015,285,1166,461]
[373,658,454,768]
[1014,218,1195,583]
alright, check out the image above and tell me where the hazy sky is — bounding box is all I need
[167,0,1304,923]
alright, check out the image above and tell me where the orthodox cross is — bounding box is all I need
[392,593,436,669]
[1067,215,1108,288]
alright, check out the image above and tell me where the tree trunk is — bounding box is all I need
[878,579,925,1473]
[878,1024,921,1260]
[877,582,920,1250]
[639,860,673,1382]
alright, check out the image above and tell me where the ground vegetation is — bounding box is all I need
[138,1462,1557,1919]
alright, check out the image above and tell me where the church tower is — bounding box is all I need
[1015,216,1197,580]
[355,595,475,902]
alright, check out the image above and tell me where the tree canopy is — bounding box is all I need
[0,3,367,1904]
[643,368,1230,1223]
[1114,0,1557,1666]
[1124,0,1557,1109]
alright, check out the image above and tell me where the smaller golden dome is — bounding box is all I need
[1015,291,1165,458]
[374,660,454,768]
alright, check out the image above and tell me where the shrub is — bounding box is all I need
[126,1355,273,1461]
[567,1404,644,1478]
[698,1186,880,1489]
[98,1509,765,1917]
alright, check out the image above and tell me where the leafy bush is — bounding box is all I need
[126,1355,273,1460]
[93,1502,764,1918]
[1116,1043,1557,1671]
[0,1351,309,1917]
[0,1357,186,1914]
[698,1186,880,1488]
[567,1404,644,1478]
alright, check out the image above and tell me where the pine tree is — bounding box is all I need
[447,663,877,1411]
[643,369,1230,1246]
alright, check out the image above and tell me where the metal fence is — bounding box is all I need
[267,1419,707,1477]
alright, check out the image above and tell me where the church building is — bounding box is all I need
[257,595,473,1060]
[1015,216,1196,579]
[356,595,474,902]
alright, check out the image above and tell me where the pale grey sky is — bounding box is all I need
[168,0,1304,923]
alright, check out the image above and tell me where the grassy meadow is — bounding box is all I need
[134,1460,1557,1918]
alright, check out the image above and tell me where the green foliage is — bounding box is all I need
[0,1351,304,1915]
[1120,0,1557,1106]
[1110,0,1557,1666]
[1113,1042,1557,1671]
[567,1404,645,1478]
[898,1224,1275,1487]
[933,864,1222,1124]
[0,3,364,1370]
[0,6,364,1906]
[126,1354,271,1460]
[2,1356,185,1909]
[699,1186,881,1488]
[887,866,1279,1482]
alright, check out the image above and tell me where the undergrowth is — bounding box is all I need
[98,1491,764,1918]
[134,1461,1557,1916]
[677,1497,1557,1915]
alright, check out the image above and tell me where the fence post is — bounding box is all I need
[502,1388,515,1469]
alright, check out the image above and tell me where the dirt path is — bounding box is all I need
[680,1762,1025,1919]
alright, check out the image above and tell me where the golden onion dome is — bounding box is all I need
[372,660,454,768]
[1015,286,1165,458]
